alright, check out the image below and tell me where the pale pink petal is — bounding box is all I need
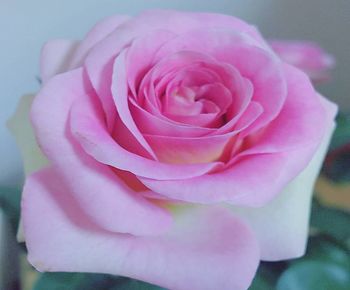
[83,10,267,129]
[139,93,336,206]
[7,95,48,175]
[270,40,335,82]
[70,85,225,179]
[231,64,327,159]
[230,96,337,261]
[69,14,131,68]
[138,51,219,115]
[7,94,48,243]
[112,49,157,159]
[40,39,79,83]
[145,134,234,164]
[144,105,262,164]
[137,51,253,134]
[135,9,267,46]
[31,68,172,235]
[125,29,177,96]
[140,152,287,205]
[153,28,287,133]
[129,99,213,137]
[83,19,139,131]
[23,168,259,290]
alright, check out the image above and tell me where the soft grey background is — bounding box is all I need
[0,0,349,187]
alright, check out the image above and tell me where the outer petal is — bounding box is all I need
[7,94,48,242]
[7,95,48,175]
[40,40,79,83]
[112,49,157,159]
[31,68,172,236]
[23,168,259,290]
[230,112,336,261]
[84,10,267,129]
[69,75,224,180]
[231,64,326,159]
[134,9,267,46]
[69,14,131,68]
[140,68,337,206]
[153,28,287,133]
[39,15,130,83]
[143,105,262,164]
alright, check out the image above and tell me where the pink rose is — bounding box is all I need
[9,10,337,290]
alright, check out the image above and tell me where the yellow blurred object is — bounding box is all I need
[315,175,350,212]
[20,252,38,290]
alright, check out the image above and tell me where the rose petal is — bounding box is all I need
[231,64,328,159]
[125,29,177,96]
[153,28,287,134]
[69,14,131,68]
[7,95,48,175]
[40,39,79,83]
[7,94,48,242]
[23,169,259,290]
[136,51,253,135]
[230,114,336,261]
[140,95,336,206]
[84,10,267,129]
[112,49,157,159]
[70,83,225,179]
[144,104,262,164]
[135,10,266,45]
[31,68,172,235]
[129,99,213,137]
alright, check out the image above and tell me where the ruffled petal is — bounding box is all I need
[7,94,48,242]
[139,67,337,206]
[31,68,172,235]
[153,28,287,134]
[69,14,130,68]
[231,64,328,159]
[230,113,336,260]
[70,83,224,179]
[40,39,79,83]
[7,95,48,175]
[23,169,259,290]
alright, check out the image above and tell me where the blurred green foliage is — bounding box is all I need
[33,273,166,290]
[0,187,21,234]
[250,201,350,290]
[323,113,350,183]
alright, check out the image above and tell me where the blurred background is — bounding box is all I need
[0,1,349,290]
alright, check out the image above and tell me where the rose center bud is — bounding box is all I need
[163,86,220,117]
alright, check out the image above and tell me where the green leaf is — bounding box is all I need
[33,273,166,290]
[0,186,21,233]
[324,149,350,183]
[249,262,286,290]
[276,261,350,290]
[324,112,350,183]
[311,201,350,241]
[329,113,350,151]
[34,273,120,290]
[109,277,166,290]
[305,237,350,269]
[249,276,273,290]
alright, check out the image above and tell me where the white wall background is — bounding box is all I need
[0,0,349,187]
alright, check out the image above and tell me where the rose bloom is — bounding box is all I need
[9,10,337,290]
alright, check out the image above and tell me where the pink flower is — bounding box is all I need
[269,40,335,83]
[9,10,337,290]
